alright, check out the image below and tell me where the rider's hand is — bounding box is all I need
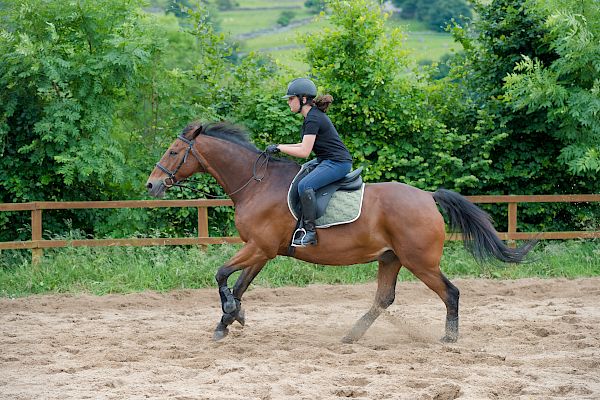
[266,144,280,154]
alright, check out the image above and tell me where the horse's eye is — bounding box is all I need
[169,150,177,156]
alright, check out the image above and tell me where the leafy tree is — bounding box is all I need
[392,0,472,32]
[445,0,599,230]
[305,0,326,14]
[120,3,245,237]
[426,0,472,31]
[302,0,488,190]
[166,0,196,18]
[504,0,600,176]
[392,0,419,19]
[0,0,164,240]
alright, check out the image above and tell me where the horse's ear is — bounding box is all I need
[191,124,204,138]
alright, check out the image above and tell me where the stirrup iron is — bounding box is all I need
[291,228,307,247]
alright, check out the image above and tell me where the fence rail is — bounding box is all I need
[1,195,599,263]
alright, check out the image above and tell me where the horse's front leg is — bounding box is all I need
[213,245,268,341]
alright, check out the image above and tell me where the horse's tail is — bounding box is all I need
[432,189,537,263]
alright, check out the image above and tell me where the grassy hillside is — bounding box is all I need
[218,1,459,72]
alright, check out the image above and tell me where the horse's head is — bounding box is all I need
[146,123,205,198]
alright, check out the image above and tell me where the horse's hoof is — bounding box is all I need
[440,334,458,343]
[341,335,356,344]
[213,328,229,341]
[223,299,237,314]
[235,308,245,326]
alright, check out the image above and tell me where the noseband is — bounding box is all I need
[155,135,271,198]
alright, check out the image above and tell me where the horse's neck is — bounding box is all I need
[197,136,295,204]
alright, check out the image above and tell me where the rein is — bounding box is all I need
[156,134,271,199]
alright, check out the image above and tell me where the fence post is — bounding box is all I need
[31,208,43,264]
[507,202,517,248]
[197,206,209,239]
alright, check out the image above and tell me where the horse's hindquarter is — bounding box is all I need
[375,182,446,253]
[293,182,446,266]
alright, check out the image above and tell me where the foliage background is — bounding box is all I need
[0,0,598,246]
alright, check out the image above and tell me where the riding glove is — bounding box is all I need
[266,144,280,154]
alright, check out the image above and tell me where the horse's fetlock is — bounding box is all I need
[377,294,395,309]
[384,295,395,308]
[221,312,236,326]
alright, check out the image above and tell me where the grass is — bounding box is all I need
[220,3,460,71]
[267,47,310,73]
[236,0,305,8]
[404,32,461,61]
[240,17,459,71]
[220,8,313,37]
[1,240,599,298]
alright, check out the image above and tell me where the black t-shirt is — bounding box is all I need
[302,107,352,163]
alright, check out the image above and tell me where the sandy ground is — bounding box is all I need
[1,277,599,400]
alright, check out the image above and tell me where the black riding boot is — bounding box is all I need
[293,188,318,246]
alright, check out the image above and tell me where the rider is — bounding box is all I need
[266,78,353,246]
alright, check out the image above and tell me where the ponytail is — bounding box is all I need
[313,94,333,113]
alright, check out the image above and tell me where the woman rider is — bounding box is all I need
[266,78,353,246]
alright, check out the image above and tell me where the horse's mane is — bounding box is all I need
[182,121,259,153]
[181,121,296,165]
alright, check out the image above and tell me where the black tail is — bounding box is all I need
[432,189,537,263]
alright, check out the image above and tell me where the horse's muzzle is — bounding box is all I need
[146,180,166,198]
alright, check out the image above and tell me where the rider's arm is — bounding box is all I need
[278,134,316,158]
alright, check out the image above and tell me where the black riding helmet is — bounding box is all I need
[283,78,317,113]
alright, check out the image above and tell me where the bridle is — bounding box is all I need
[155,135,202,188]
[155,134,271,198]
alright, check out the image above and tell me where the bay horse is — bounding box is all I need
[146,122,536,343]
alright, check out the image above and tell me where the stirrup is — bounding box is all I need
[292,227,317,247]
[291,228,307,247]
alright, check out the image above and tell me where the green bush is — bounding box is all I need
[392,0,472,32]
[277,11,296,27]
[0,0,164,240]
[301,0,486,190]
[305,0,326,14]
[442,0,600,230]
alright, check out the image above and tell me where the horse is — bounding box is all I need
[146,121,536,343]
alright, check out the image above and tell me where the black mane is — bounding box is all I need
[182,121,260,153]
[180,121,297,166]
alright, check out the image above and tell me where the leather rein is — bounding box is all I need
[155,135,271,199]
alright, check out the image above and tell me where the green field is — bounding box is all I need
[220,8,313,37]
[218,1,460,72]
[235,0,305,8]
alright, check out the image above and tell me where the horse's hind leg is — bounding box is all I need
[342,251,401,344]
[403,255,460,343]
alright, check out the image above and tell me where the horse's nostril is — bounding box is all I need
[146,182,153,189]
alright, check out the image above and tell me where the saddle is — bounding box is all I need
[287,159,364,223]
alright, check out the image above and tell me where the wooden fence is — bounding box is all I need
[1,195,599,263]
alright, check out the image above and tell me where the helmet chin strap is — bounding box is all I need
[296,96,305,114]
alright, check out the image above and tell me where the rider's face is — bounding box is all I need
[287,96,299,112]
